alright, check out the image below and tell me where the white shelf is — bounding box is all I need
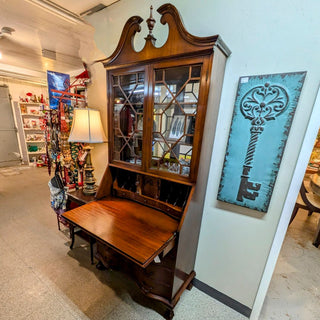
[26,140,45,143]
[21,113,44,117]
[24,128,43,131]
[19,102,45,105]
[28,151,46,154]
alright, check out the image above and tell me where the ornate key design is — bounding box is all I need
[236,82,289,202]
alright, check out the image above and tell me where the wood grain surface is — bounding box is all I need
[62,196,178,267]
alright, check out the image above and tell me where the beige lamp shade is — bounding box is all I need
[68,108,107,143]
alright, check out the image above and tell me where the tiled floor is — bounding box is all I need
[0,167,246,320]
[1,166,319,320]
[260,206,320,319]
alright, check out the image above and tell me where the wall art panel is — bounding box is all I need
[218,71,306,212]
[47,70,71,109]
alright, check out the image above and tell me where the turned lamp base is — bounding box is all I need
[83,146,97,195]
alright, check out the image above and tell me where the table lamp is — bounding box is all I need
[68,107,107,195]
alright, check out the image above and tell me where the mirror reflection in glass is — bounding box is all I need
[151,64,201,176]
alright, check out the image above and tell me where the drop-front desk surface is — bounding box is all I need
[62,196,178,268]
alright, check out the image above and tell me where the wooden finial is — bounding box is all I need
[145,5,156,43]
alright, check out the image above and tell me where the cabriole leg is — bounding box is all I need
[69,225,75,249]
[164,308,174,320]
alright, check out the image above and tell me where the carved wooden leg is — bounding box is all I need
[289,205,299,225]
[90,237,95,264]
[96,261,107,270]
[312,218,320,248]
[57,215,61,231]
[164,308,174,320]
[313,241,320,248]
[186,282,193,290]
[69,225,75,249]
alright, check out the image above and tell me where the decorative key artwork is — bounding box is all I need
[217,72,306,212]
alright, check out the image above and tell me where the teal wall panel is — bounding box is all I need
[218,72,306,212]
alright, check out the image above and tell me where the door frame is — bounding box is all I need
[0,85,21,167]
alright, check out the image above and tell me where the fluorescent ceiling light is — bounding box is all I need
[25,0,87,25]
[0,52,2,59]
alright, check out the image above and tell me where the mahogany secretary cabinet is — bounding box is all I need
[62,4,230,319]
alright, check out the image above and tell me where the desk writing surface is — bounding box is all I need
[62,196,178,267]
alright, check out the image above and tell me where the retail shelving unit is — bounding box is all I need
[14,101,47,166]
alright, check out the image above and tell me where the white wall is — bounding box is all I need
[0,78,48,163]
[0,77,48,102]
[192,0,320,310]
[84,0,320,314]
[78,35,109,183]
[85,62,109,185]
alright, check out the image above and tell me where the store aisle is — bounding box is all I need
[0,167,245,320]
[2,166,318,319]
[260,207,320,319]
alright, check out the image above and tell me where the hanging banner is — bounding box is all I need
[217,71,306,212]
[47,70,71,109]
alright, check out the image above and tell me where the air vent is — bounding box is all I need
[42,49,56,60]
[0,26,15,38]
[1,27,15,35]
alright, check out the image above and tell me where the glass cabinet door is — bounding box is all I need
[150,64,201,177]
[112,71,145,165]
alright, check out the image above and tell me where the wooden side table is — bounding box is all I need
[66,189,96,263]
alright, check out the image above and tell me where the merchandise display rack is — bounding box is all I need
[46,72,89,188]
[14,101,49,166]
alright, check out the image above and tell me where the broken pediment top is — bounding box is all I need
[98,3,231,68]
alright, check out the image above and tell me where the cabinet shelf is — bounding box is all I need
[114,102,143,105]
[109,162,194,186]
[154,102,197,106]
[114,134,143,139]
[153,137,193,147]
[113,185,183,220]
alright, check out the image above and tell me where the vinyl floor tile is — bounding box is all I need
[260,209,320,320]
[1,166,319,320]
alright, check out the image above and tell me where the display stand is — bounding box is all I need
[14,101,48,166]
[46,73,88,186]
